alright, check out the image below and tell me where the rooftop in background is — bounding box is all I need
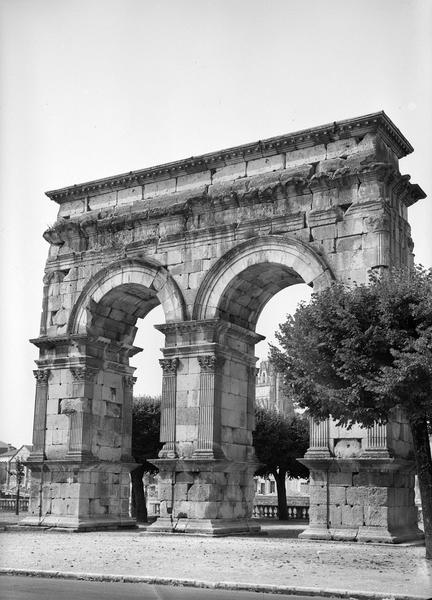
[0,442,16,456]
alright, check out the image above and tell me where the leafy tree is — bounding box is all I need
[9,458,25,515]
[131,395,161,522]
[253,407,309,520]
[270,266,432,558]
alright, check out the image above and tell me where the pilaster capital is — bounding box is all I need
[70,366,99,383]
[33,369,50,384]
[123,375,137,389]
[247,366,259,378]
[159,358,179,375]
[198,355,224,373]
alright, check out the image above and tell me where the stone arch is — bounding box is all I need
[69,258,186,338]
[193,235,334,330]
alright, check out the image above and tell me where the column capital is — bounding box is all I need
[159,358,179,375]
[197,355,224,373]
[33,369,50,384]
[70,366,99,382]
[123,375,137,389]
[247,365,259,378]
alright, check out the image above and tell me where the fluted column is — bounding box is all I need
[30,369,50,460]
[365,421,390,456]
[305,416,331,457]
[121,375,136,461]
[64,366,98,459]
[193,355,224,459]
[158,358,178,459]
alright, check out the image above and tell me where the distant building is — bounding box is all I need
[254,361,308,509]
[0,445,33,496]
[255,360,294,417]
[0,441,16,455]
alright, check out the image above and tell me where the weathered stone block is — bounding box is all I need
[342,504,364,527]
[308,503,328,525]
[335,235,362,252]
[212,162,246,183]
[329,486,346,505]
[337,217,364,237]
[346,486,368,505]
[365,505,389,527]
[144,178,176,198]
[177,171,211,191]
[311,224,337,241]
[316,158,346,176]
[326,138,358,160]
[246,155,285,176]
[368,487,389,507]
[285,145,326,168]
[329,504,342,526]
[88,192,117,211]
[117,186,143,205]
[59,200,85,217]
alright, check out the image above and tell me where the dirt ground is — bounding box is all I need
[1,526,431,598]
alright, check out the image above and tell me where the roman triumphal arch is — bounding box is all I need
[24,112,425,540]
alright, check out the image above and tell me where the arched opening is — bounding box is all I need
[182,236,332,531]
[131,306,165,397]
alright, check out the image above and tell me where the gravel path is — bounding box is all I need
[1,529,431,597]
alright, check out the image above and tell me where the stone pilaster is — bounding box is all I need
[121,375,136,461]
[305,416,331,457]
[158,358,178,459]
[30,369,50,461]
[364,421,390,457]
[193,355,224,459]
[64,366,98,460]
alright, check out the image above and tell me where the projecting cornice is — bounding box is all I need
[45,111,415,204]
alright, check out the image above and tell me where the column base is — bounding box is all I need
[357,525,424,544]
[298,524,332,541]
[299,524,424,544]
[25,459,136,530]
[19,514,137,532]
[148,517,260,536]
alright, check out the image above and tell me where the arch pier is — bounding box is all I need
[24,113,425,539]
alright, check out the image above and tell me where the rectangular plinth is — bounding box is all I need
[147,517,260,536]
[20,514,137,531]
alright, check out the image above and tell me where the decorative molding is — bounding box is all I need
[70,366,99,382]
[33,369,50,384]
[159,358,179,375]
[45,112,414,204]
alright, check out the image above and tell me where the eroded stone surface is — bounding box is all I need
[28,112,425,535]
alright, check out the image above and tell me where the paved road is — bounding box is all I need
[0,576,324,600]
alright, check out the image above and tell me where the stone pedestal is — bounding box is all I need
[148,458,259,535]
[299,415,423,543]
[21,458,136,530]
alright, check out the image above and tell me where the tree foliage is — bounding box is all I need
[253,407,309,520]
[270,266,432,557]
[131,395,161,522]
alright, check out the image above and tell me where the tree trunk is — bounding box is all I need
[131,465,148,523]
[409,415,432,560]
[15,485,20,516]
[273,469,288,520]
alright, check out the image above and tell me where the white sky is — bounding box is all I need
[0,0,431,447]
